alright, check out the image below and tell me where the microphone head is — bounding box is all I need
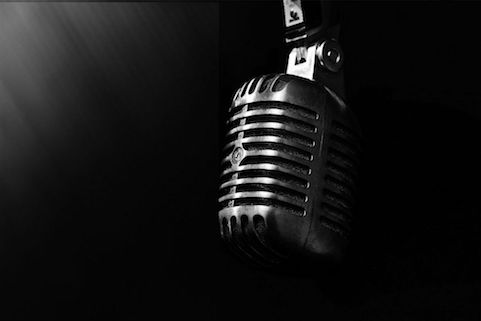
[218,73,362,267]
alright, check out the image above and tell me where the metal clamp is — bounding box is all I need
[286,39,343,79]
[282,0,345,99]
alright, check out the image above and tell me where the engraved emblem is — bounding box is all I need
[231,147,244,165]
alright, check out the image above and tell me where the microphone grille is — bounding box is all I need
[218,74,361,266]
[318,119,361,239]
[220,75,317,217]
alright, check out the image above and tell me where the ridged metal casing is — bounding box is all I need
[218,73,361,267]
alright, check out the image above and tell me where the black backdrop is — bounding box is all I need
[0,3,218,319]
[0,1,480,320]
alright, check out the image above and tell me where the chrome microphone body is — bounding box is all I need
[218,1,362,267]
[219,74,361,266]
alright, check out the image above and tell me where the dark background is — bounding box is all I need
[0,3,218,319]
[0,1,480,320]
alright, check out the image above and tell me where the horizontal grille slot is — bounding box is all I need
[226,118,243,130]
[219,177,306,193]
[223,135,312,153]
[223,130,241,146]
[332,120,361,143]
[320,202,352,225]
[243,142,312,161]
[229,103,244,116]
[220,164,309,183]
[219,191,305,208]
[327,147,359,170]
[220,198,305,216]
[324,174,355,199]
[319,216,350,238]
[220,161,231,172]
[326,161,356,186]
[236,169,308,188]
[242,156,310,175]
[244,115,316,133]
[226,123,316,141]
[330,133,360,156]
[243,128,314,147]
[228,108,318,127]
[220,183,306,203]
[323,189,353,210]
[221,144,235,159]
[247,101,318,120]
[220,154,232,165]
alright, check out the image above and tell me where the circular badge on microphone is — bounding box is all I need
[231,147,244,165]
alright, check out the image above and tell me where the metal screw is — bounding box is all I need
[316,39,344,72]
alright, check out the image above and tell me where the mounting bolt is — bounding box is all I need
[316,39,344,73]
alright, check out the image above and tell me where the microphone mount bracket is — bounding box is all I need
[282,0,346,101]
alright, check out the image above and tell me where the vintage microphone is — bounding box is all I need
[218,0,362,267]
